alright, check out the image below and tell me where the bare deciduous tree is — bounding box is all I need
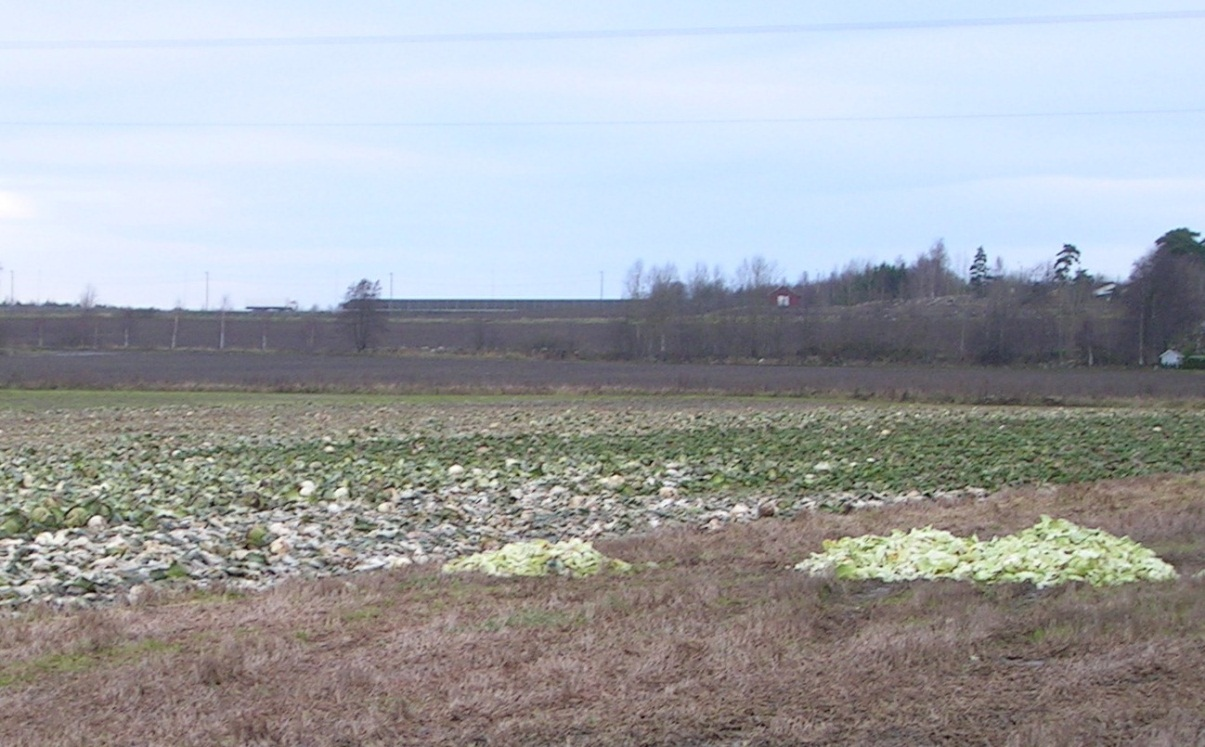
[341,279,385,353]
[623,260,646,300]
[686,263,727,313]
[735,255,781,292]
[908,240,962,299]
[79,284,97,309]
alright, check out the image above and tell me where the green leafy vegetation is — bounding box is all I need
[2,405,1205,538]
[795,515,1179,587]
[442,539,633,578]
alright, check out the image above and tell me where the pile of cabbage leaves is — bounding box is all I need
[443,539,633,578]
[795,516,1178,588]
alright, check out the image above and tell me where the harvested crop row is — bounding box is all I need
[0,400,1202,607]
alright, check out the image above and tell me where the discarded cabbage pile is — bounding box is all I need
[442,539,633,578]
[795,516,1179,588]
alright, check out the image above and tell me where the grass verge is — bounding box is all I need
[0,474,1201,745]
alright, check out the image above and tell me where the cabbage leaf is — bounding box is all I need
[795,515,1178,588]
[442,538,633,578]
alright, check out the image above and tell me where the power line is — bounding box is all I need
[2,10,1204,50]
[2,108,1203,129]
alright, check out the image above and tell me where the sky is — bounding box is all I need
[1,2,1204,310]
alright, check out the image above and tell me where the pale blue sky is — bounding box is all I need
[1,2,1203,309]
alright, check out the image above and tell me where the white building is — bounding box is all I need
[1159,349,1184,368]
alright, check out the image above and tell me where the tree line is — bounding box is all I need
[324,228,1205,365]
[5,229,1200,367]
[606,229,1205,365]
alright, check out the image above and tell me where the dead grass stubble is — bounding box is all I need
[0,476,1202,746]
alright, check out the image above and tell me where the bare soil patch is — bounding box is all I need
[1,350,1203,403]
[1,474,1202,746]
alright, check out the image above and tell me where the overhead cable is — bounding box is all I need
[2,10,1204,51]
[3,108,1204,129]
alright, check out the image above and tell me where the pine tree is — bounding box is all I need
[969,246,990,294]
[1053,244,1081,284]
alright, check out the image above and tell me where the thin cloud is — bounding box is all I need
[0,191,35,220]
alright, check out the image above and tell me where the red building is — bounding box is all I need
[768,285,801,308]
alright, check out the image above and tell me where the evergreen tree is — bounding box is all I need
[1125,229,1205,364]
[1155,227,1204,258]
[969,246,990,294]
[1053,244,1081,284]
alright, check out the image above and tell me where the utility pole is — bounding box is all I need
[389,272,394,299]
[205,271,210,311]
[599,270,604,300]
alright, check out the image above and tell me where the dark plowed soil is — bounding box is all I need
[1,350,1201,402]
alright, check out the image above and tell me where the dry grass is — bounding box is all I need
[0,475,1203,746]
[2,350,1205,405]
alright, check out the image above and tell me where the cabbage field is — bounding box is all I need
[0,397,1203,606]
[1,394,1203,745]
[4,401,1205,539]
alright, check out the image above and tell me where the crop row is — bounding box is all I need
[3,405,1204,537]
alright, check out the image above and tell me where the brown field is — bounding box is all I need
[0,349,1202,403]
[0,474,1202,746]
[0,360,1202,745]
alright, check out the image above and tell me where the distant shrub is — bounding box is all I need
[1181,355,1205,370]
